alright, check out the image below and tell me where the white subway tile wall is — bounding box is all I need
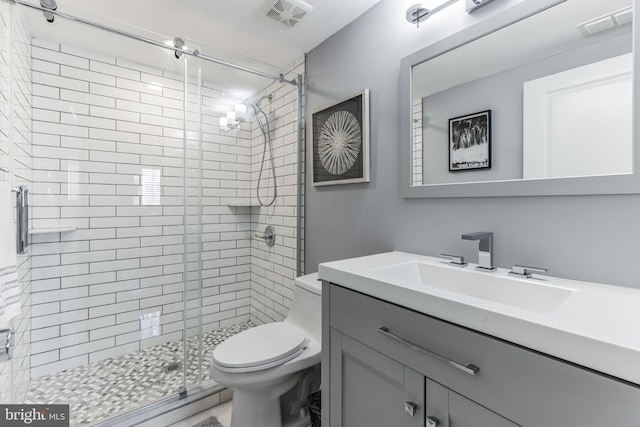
[29,39,258,378]
[0,4,33,403]
[250,60,305,324]
[412,99,423,186]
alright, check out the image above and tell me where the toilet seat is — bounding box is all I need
[213,322,308,373]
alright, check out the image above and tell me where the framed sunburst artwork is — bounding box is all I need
[311,89,370,186]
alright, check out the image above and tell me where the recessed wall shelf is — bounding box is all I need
[29,227,77,235]
[226,201,260,207]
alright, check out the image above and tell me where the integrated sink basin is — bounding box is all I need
[319,251,640,385]
[371,261,575,313]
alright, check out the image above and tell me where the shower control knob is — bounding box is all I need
[427,416,440,427]
[255,225,276,247]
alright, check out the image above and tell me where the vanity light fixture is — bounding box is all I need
[466,0,497,14]
[406,0,458,28]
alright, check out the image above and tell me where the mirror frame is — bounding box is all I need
[400,0,640,198]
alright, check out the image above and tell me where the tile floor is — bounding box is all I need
[25,322,253,426]
[170,400,232,427]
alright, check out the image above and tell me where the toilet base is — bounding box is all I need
[229,373,300,427]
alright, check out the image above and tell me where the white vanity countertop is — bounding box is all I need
[318,251,640,386]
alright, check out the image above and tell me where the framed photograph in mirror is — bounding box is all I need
[311,89,370,186]
[449,110,491,172]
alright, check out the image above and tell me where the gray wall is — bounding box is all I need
[422,33,631,184]
[305,0,640,290]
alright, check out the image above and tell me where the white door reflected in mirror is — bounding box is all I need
[523,54,633,179]
[409,0,633,187]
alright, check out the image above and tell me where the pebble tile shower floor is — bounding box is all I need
[25,322,253,426]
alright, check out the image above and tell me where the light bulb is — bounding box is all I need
[227,110,236,124]
[219,117,228,130]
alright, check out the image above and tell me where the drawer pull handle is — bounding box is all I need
[377,327,480,376]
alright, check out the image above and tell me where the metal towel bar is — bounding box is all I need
[377,326,480,376]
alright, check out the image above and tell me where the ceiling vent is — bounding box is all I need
[263,0,313,28]
[577,6,633,37]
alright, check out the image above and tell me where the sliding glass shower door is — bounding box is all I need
[20,5,208,422]
[182,46,206,392]
[4,2,302,424]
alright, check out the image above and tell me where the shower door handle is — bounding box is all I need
[0,328,15,363]
[11,186,29,255]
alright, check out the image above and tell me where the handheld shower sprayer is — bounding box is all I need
[250,94,274,111]
[250,94,277,207]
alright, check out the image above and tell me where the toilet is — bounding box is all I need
[210,273,322,427]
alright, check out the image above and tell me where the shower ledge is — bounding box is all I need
[29,227,77,235]
[226,201,260,207]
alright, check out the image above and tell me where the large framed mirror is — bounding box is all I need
[400,0,640,198]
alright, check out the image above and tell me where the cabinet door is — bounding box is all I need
[426,379,520,427]
[328,329,424,427]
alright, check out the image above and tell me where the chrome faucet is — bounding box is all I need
[461,232,496,271]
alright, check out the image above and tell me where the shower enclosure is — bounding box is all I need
[0,1,305,425]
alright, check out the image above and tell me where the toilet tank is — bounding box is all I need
[285,273,321,344]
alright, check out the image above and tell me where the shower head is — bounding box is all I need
[249,94,274,111]
[40,0,57,23]
[246,95,273,120]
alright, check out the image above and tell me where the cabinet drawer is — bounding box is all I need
[328,283,640,427]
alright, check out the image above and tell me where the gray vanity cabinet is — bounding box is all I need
[321,282,640,427]
[328,326,520,427]
[324,283,521,427]
[329,330,424,427]
[425,379,519,427]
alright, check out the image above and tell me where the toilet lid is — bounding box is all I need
[213,322,308,369]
